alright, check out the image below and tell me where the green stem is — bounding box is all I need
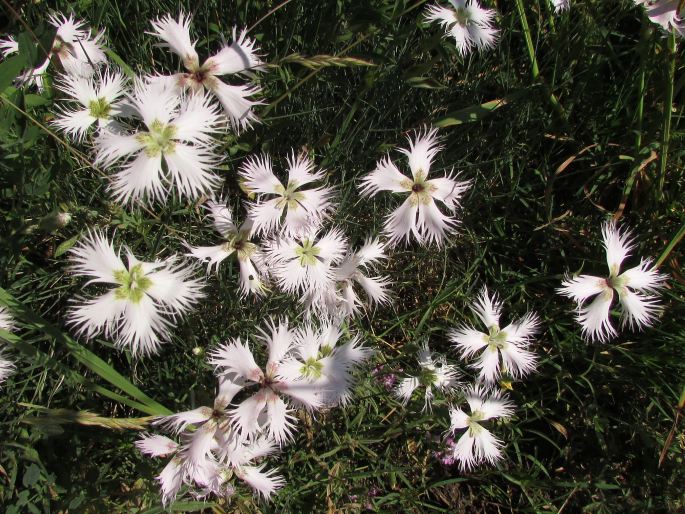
[654,219,685,269]
[635,18,650,154]
[658,30,677,193]
[514,0,568,125]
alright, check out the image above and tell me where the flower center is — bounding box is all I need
[455,7,471,27]
[412,183,425,193]
[275,181,305,210]
[418,366,438,388]
[606,274,627,290]
[294,239,321,266]
[487,326,507,351]
[300,357,324,379]
[136,119,177,157]
[88,97,111,120]
[113,264,152,303]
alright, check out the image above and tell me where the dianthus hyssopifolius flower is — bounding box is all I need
[449,287,539,383]
[0,307,16,386]
[0,13,107,90]
[301,236,392,317]
[149,12,263,129]
[209,318,324,444]
[277,321,373,406]
[395,343,461,411]
[360,128,470,246]
[424,0,499,56]
[552,0,570,12]
[52,69,127,141]
[634,1,685,36]
[137,377,284,505]
[239,152,336,237]
[187,199,267,296]
[67,230,204,356]
[265,228,348,298]
[94,78,223,204]
[558,221,668,343]
[448,384,514,471]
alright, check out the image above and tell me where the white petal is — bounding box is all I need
[239,154,280,195]
[558,274,607,304]
[577,289,616,343]
[69,230,125,285]
[619,259,667,293]
[94,131,145,168]
[188,244,233,273]
[394,376,420,404]
[426,174,470,210]
[205,28,262,75]
[474,347,501,383]
[265,391,297,443]
[109,152,167,204]
[173,92,222,144]
[149,12,199,69]
[617,287,662,330]
[449,326,488,358]
[472,287,501,329]
[602,221,634,276]
[449,406,470,431]
[383,196,419,246]
[135,434,179,457]
[416,197,457,246]
[399,127,442,180]
[146,260,204,314]
[231,390,268,438]
[359,156,411,196]
[67,291,126,340]
[499,342,537,380]
[207,78,261,130]
[164,142,221,201]
[236,464,285,500]
[118,295,172,356]
[157,458,184,506]
[209,338,264,383]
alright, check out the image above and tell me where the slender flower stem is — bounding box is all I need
[658,30,677,194]
[654,219,685,269]
[514,0,568,126]
[634,18,651,154]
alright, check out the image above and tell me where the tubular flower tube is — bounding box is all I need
[209,318,324,444]
[148,12,264,129]
[94,78,223,205]
[558,222,668,343]
[240,152,336,238]
[449,287,539,383]
[448,384,514,471]
[394,344,461,411]
[359,128,470,247]
[67,230,204,357]
[424,0,499,56]
[137,377,284,505]
[52,69,127,141]
[187,199,267,296]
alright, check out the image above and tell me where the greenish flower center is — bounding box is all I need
[418,366,438,388]
[275,181,305,210]
[403,171,437,206]
[294,239,321,266]
[223,233,257,262]
[88,97,111,120]
[136,119,177,157]
[300,357,324,379]
[467,410,484,434]
[487,326,507,351]
[113,264,153,303]
[606,274,627,290]
[455,7,470,26]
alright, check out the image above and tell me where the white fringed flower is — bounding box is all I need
[425,0,499,56]
[0,307,16,386]
[448,384,514,471]
[635,1,685,36]
[360,128,470,247]
[188,199,266,296]
[67,230,204,357]
[240,153,336,237]
[138,378,284,504]
[1,13,106,90]
[449,287,539,383]
[266,228,347,297]
[552,0,570,12]
[53,70,127,141]
[94,79,222,204]
[148,13,263,129]
[334,237,392,317]
[278,321,373,406]
[395,344,460,411]
[558,222,668,343]
[209,319,324,443]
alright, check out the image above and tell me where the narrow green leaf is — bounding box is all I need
[104,48,136,78]
[0,288,171,415]
[54,235,80,257]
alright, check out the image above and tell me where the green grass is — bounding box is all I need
[1,0,684,512]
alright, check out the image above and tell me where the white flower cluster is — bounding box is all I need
[139,318,371,504]
[0,308,16,386]
[0,5,672,507]
[394,287,540,470]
